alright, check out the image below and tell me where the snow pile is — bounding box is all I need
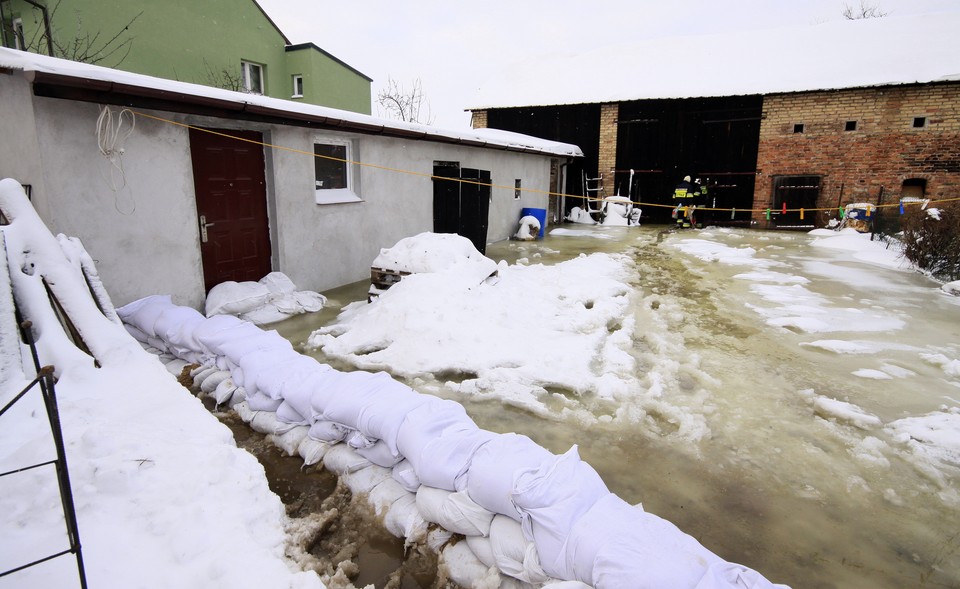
[205,272,326,325]
[119,291,788,588]
[0,179,324,589]
[516,215,542,240]
[564,207,598,225]
[886,408,960,473]
[372,232,498,277]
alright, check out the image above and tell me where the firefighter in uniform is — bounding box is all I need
[672,175,700,228]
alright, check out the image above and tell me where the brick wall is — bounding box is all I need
[470,109,488,129]
[753,82,960,226]
[598,103,619,196]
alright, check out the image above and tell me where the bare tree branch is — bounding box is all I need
[842,1,888,20]
[376,77,435,124]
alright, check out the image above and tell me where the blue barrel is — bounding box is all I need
[520,207,547,238]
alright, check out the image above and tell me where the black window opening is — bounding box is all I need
[314,144,348,190]
[902,178,927,200]
[913,116,927,128]
[793,123,805,134]
[845,120,857,131]
[771,175,821,228]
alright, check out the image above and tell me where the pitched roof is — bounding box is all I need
[470,11,960,110]
[0,48,582,158]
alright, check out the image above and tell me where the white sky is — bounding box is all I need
[256,0,959,129]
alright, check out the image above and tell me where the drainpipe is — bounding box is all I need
[558,160,571,222]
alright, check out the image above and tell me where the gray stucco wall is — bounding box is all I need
[1,71,557,310]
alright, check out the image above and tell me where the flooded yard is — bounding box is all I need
[272,224,960,589]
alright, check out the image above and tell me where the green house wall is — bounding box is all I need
[1,0,371,114]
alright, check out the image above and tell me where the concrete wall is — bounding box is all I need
[754,82,960,225]
[0,72,554,309]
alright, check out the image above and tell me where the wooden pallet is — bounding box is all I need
[369,266,411,301]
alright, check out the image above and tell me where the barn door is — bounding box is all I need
[189,128,272,292]
[432,162,490,254]
[772,175,820,228]
[433,161,460,235]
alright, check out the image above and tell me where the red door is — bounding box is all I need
[189,128,272,292]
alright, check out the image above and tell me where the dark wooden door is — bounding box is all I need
[433,162,461,234]
[459,168,490,254]
[772,175,820,228]
[189,128,271,291]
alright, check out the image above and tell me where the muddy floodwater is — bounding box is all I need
[271,224,960,589]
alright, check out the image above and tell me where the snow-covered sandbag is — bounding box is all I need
[441,541,501,589]
[154,305,205,353]
[276,400,309,425]
[416,486,495,537]
[191,314,251,351]
[392,459,422,493]
[117,294,174,336]
[357,440,405,468]
[308,420,352,443]
[396,398,477,476]
[321,370,403,430]
[260,271,297,295]
[466,535,497,568]
[465,433,553,519]
[694,562,790,589]
[292,290,326,312]
[205,280,271,317]
[342,464,392,495]
[515,215,542,240]
[250,410,300,436]
[246,392,283,412]
[323,444,372,475]
[298,437,329,466]
[270,426,309,456]
[355,386,431,458]
[418,427,497,491]
[511,446,609,581]
[240,303,291,326]
[489,514,550,584]
[567,493,723,589]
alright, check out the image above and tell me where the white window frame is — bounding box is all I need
[240,60,264,94]
[12,18,24,50]
[314,137,361,204]
[291,74,303,98]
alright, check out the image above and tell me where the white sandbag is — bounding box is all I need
[213,377,239,405]
[441,542,500,589]
[511,446,609,581]
[418,427,497,492]
[694,562,790,589]
[466,535,497,568]
[116,294,173,336]
[298,437,329,466]
[416,486,495,537]
[308,420,352,443]
[384,493,428,542]
[205,280,271,317]
[163,357,189,376]
[227,386,247,408]
[355,386,431,457]
[276,401,309,425]
[192,366,219,389]
[368,478,412,517]
[293,290,326,312]
[392,459,422,493]
[356,440,405,468]
[347,430,378,450]
[217,328,292,363]
[260,271,297,295]
[279,362,334,423]
[307,370,364,417]
[250,410,300,436]
[321,370,402,430]
[489,514,550,584]
[146,335,169,353]
[240,303,292,326]
[270,426,309,456]
[154,305,205,350]
[541,582,593,589]
[124,323,150,343]
[246,392,283,412]
[233,401,256,423]
[572,494,723,589]
[193,316,264,357]
[342,464,392,495]
[465,433,553,520]
[396,398,477,474]
[199,370,231,394]
[323,444,372,475]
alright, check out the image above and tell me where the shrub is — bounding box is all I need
[899,201,960,281]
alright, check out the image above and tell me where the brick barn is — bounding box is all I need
[468,12,960,228]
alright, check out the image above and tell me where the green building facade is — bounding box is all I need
[0,0,371,114]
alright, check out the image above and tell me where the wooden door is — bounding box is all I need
[433,161,461,235]
[189,128,271,292]
[459,168,490,254]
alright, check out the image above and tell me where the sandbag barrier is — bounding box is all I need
[118,295,788,589]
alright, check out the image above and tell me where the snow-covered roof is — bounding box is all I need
[0,47,582,158]
[470,12,960,110]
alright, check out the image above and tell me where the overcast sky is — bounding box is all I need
[256,0,959,129]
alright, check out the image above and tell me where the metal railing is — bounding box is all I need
[0,321,87,588]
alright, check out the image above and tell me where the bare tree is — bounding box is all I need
[203,60,245,92]
[18,0,142,67]
[842,1,888,20]
[376,77,435,124]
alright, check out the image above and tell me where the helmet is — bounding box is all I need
[683,175,691,182]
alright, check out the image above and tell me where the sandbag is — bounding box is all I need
[117,294,173,336]
[154,305,205,352]
[236,347,299,396]
[342,464,392,495]
[308,420,352,443]
[270,426,309,456]
[192,314,257,355]
[323,444,372,475]
[396,398,477,476]
[356,440,405,468]
[321,371,403,430]
[416,486,495,537]
[213,377,238,405]
[392,459,422,493]
[466,535,497,568]
[280,363,335,423]
[298,437,329,466]
[250,410,300,436]
[465,433,553,520]
[205,280,271,317]
[441,542,500,589]
[355,386,431,457]
[368,478,412,517]
[694,562,790,589]
[384,493,428,542]
[276,401,309,425]
[511,446,609,581]
[246,392,283,412]
[418,427,496,492]
[489,514,550,584]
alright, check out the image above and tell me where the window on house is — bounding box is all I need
[845,120,857,131]
[514,179,521,200]
[241,61,264,94]
[12,18,24,50]
[793,123,805,134]
[912,116,927,129]
[292,74,303,98]
[314,139,361,204]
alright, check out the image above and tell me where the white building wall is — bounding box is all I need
[1,73,558,309]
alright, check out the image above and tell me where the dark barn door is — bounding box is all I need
[432,162,491,254]
[189,128,272,292]
[772,175,820,228]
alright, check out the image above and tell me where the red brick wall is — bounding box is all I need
[598,103,619,196]
[470,109,488,129]
[753,83,960,226]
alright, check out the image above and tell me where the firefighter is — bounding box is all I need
[672,175,700,228]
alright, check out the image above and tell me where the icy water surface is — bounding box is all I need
[275,225,960,589]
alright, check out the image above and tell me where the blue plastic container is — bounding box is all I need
[520,207,547,238]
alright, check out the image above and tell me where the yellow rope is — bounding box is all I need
[130,110,960,215]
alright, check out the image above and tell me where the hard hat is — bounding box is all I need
[683,175,691,182]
